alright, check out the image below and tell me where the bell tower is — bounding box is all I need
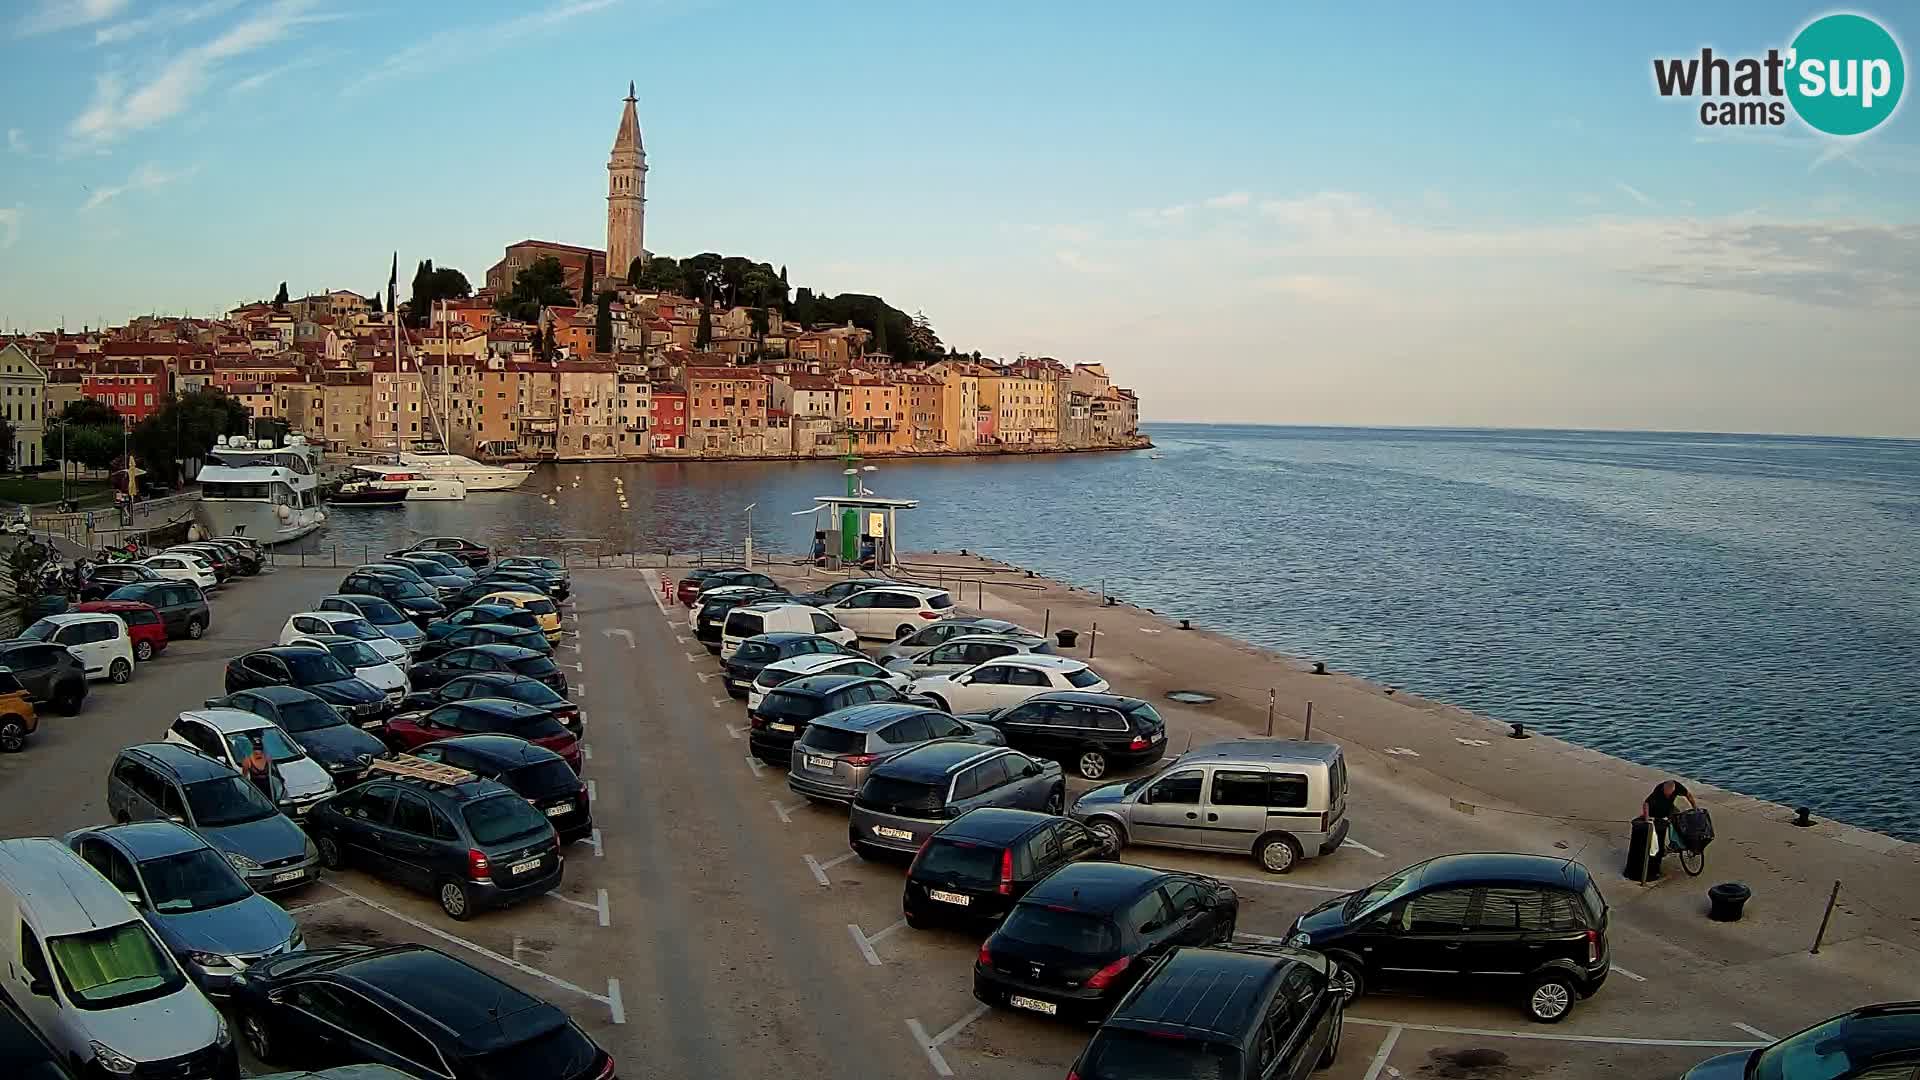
[607,81,647,285]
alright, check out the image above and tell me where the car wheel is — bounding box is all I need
[133,640,154,661]
[187,617,206,639]
[438,880,473,921]
[895,624,916,641]
[240,1010,278,1063]
[1076,750,1108,780]
[1526,973,1576,1023]
[1256,833,1301,874]
[316,835,346,871]
[1328,956,1365,1001]
[1317,1002,1343,1069]
[0,717,26,753]
[1087,818,1125,853]
[1044,786,1064,814]
[55,684,84,716]
[926,695,950,713]
[109,658,132,684]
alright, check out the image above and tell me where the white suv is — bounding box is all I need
[746,653,911,711]
[908,654,1108,714]
[823,585,956,641]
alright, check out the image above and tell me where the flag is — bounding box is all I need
[387,252,398,315]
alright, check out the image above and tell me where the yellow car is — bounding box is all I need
[480,590,562,640]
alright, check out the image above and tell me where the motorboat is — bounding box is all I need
[194,435,327,545]
[393,451,533,492]
[339,464,465,502]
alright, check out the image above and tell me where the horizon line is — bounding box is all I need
[1138,420,1920,443]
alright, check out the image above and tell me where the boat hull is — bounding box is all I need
[196,500,327,546]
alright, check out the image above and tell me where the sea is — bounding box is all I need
[297,425,1920,839]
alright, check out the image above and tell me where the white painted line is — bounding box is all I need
[1384,747,1420,757]
[711,697,727,708]
[1733,1022,1778,1042]
[905,1018,952,1078]
[511,935,525,962]
[727,724,747,741]
[550,893,600,914]
[676,635,690,644]
[771,799,793,823]
[932,1003,990,1047]
[685,651,707,662]
[848,923,883,966]
[570,684,586,699]
[588,828,603,857]
[804,854,831,887]
[602,628,635,648]
[1343,1017,1768,1048]
[285,894,353,916]
[1127,862,1352,894]
[867,918,908,944]
[606,978,625,1025]
[596,888,610,928]
[696,671,717,683]
[586,779,597,803]
[1610,964,1647,982]
[1455,737,1491,747]
[582,744,593,761]
[1346,837,1388,859]
[818,851,855,871]
[745,754,765,776]
[557,640,580,651]
[1362,1024,1403,1080]
[563,662,584,673]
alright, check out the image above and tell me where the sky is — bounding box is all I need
[1,1,1917,437]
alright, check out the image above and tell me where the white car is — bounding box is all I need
[746,653,911,712]
[720,602,858,658]
[279,610,409,664]
[883,634,1048,680]
[909,654,1109,714]
[822,584,957,641]
[163,708,336,815]
[140,554,217,589]
[21,612,135,684]
[286,635,409,706]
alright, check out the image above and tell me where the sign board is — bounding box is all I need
[868,512,886,538]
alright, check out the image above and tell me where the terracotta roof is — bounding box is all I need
[504,239,605,258]
[686,366,759,380]
[101,341,195,357]
[83,359,168,376]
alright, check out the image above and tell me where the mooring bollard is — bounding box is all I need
[1510,722,1530,739]
[1795,806,1816,828]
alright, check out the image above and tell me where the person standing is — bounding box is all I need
[1641,779,1699,853]
[238,734,279,803]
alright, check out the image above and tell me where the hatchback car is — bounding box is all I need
[877,616,1050,664]
[972,691,1169,781]
[823,584,956,641]
[795,576,896,607]
[0,638,89,714]
[317,594,426,651]
[497,555,570,584]
[78,560,162,601]
[403,549,480,580]
[171,544,240,580]
[1286,852,1610,1023]
[0,669,39,752]
[387,556,478,592]
[107,743,320,893]
[1680,1001,1920,1080]
[472,590,562,639]
[408,644,567,694]
[415,622,554,661]
[66,821,303,995]
[390,535,491,567]
[337,572,446,625]
[975,861,1239,1023]
[306,762,563,919]
[422,603,542,643]
[884,634,1049,680]
[903,808,1113,930]
[479,566,569,601]
[382,698,582,773]
[749,673,918,766]
[280,610,410,665]
[676,565,745,605]
[911,654,1109,714]
[408,735,593,844]
[142,553,217,588]
[224,645,389,723]
[106,580,211,639]
[720,602,857,658]
[285,635,410,707]
[20,612,135,684]
[402,672,583,735]
[721,632,857,699]
[205,686,388,785]
[694,586,792,651]
[787,702,1003,804]
[1072,944,1343,1080]
[367,560,469,600]
[746,652,909,712]
[164,709,337,817]
[230,945,613,1079]
[697,569,780,597]
[73,599,169,661]
[849,744,1066,859]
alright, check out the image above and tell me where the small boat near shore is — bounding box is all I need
[334,465,467,503]
[326,483,408,507]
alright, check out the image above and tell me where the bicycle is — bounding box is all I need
[1666,810,1710,877]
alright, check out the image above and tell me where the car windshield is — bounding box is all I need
[358,600,407,625]
[504,630,548,651]
[927,592,953,609]
[799,726,866,753]
[999,905,1119,953]
[524,598,556,616]
[1346,872,1414,918]
[1127,702,1164,727]
[326,641,387,668]
[916,839,1001,887]
[1079,1030,1240,1080]
[225,728,304,765]
[512,760,578,794]
[328,617,384,641]
[285,652,353,683]
[19,620,57,641]
[463,795,551,846]
[507,711,568,739]
[106,585,154,602]
[467,1021,597,1080]
[497,681,564,707]
[141,847,252,913]
[184,777,278,827]
[276,698,346,734]
[1752,1013,1920,1080]
[734,639,781,663]
[857,776,945,813]
[1065,668,1103,688]
[47,920,186,1011]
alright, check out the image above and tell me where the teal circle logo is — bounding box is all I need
[1787,13,1905,135]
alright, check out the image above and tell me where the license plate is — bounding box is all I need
[1009,995,1057,1016]
[272,870,304,884]
[806,755,836,771]
[292,803,312,815]
[769,722,795,733]
[928,889,971,906]
[545,805,569,818]
[510,858,541,875]
[873,826,914,841]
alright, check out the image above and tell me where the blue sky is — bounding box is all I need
[2,1,1916,435]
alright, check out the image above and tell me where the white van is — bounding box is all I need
[721,603,858,658]
[20,613,135,684]
[0,838,231,1076]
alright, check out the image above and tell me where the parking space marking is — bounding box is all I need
[607,978,625,1025]
[601,628,635,648]
[771,798,806,823]
[685,651,707,662]
[570,684,586,699]
[711,697,728,708]
[866,918,907,944]
[905,1019,952,1077]
[727,724,747,740]
[588,828,603,857]
[1346,837,1388,859]
[848,923,883,966]
[585,779,598,804]
[804,851,855,886]
[562,661,584,673]
[1610,964,1647,982]
[596,887,610,928]
[1361,1024,1403,1080]
[1344,1017,1769,1048]
[746,754,765,776]
[677,635,690,644]
[1733,1022,1777,1042]
[696,671,718,683]
[558,641,580,652]
[582,744,593,761]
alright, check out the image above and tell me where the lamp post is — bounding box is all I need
[743,502,756,568]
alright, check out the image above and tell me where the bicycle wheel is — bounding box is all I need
[1679,846,1704,877]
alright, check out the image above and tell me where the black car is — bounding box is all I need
[358,561,466,601]
[414,623,553,661]
[0,639,88,714]
[198,538,262,575]
[721,632,857,698]
[401,672,583,735]
[306,764,563,919]
[409,735,593,844]
[698,570,780,596]
[78,561,162,601]
[1286,852,1611,1023]
[970,691,1169,781]
[230,945,612,1078]
[401,550,480,580]
[205,685,389,784]
[694,588,795,650]
[1072,945,1343,1080]
[105,580,211,639]
[904,808,1115,930]
[170,544,234,581]
[390,535,492,567]
[424,604,541,643]
[446,578,555,609]
[796,577,895,607]
[1682,1001,1920,1080]
[480,564,569,599]
[496,555,570,588]
[748,673,916,766]
[408,644,567,693]
[338,571,446,625]
[223,645,389,722]
[974,862,1239,1023]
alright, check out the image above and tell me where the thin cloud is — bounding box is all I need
[0,205,21,248]
[15,0,130,38]
[346,0,619,94]
[230,50,329,94]
[1203,190,1251,209]
[6,129,27,154]
[80,162,200,211]
[93,0,242,45]
[1055,250,1115,274]
[1136,190,1252,225]
[1614,181,1656,207]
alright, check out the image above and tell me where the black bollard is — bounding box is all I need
[1509,722,1530,740]
[1180,619,1190,630]
[1794,806,1816,828]
[1311,661,1327,675]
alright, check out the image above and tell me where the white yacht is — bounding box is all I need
[355,464,466,501]
[194,435,328,545]
[392,451,535,491]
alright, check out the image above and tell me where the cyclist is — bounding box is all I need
[1641,779,1699,854]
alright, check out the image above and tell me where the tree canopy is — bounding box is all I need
[127,388,251,487]
[594,291,615,353]
[272,282,288,311]
[495,256,577,323]
[406,260,473,327]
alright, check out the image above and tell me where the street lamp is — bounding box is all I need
[743,502,756,568]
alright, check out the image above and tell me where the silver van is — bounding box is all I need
[106,743,320,894]
[1068,739,1349,873]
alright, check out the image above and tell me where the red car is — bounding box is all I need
[677,566,745,607]
[381,697,582,772]
[73,599,169,661]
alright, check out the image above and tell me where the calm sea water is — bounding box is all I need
[301,426,1920,838]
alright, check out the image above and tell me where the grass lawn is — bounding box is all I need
[0,476,112,506]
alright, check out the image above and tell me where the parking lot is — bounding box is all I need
[4,560,1912,1079]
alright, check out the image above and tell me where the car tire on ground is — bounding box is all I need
[905,912,930,931]
[240,1009,279,1064]
[851,841,879,861]
[109,658,132,684]
[1087,818,1125,853]
[1256,832,1301,874]
[1328,955,1365,1001]
[1044,786,1064,814]
[0,716,26,753]
[54,684,84,716]
[895,624,916,641]
[1318,1004,1343,1069]
[1526,972,1576,1023]
[187,617,206,639]
[316,835,345,871]
[1076,750,1108,780]
[438,880,473,921]
[133,640,154,661]
[925,694,950,713]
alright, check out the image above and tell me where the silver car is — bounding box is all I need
[848,744,1065,858]
[107,743,321,894]
[787,702,1004,804]
[882,634,1048,680]
[876,617,1049,664]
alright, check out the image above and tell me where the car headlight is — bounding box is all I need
[215,1016,232,1047]
[304,838,319,862]
[225,851,260,872]
[186,951,233,970]
[288,927,304,950]
[89,1041,139,1075]
[1287,932,1313,949]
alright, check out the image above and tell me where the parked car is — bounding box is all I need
[0,838,234,1080]
[285,635,411,706]
[745,652,905,712]
[280,610,409,664]
[479,565,569,601]
[107,743,320,894]
[408,735,593,844]
[903,807,1114,930]
[849,743,1066,859]
[106,580,211,640]
[205,686,388,786]
[720,632,856,699]
[337,572,446,626]
[400,549,479,580]
[749,673,919,766]
[471,590,561,639]
[359,561,467,602]
[65,821,303,995]
[387,554,478,589]
[696,570,780,597]
[382,698,582,773]
[141,553,218,589]
[421,604,542,644]
[0,980,75,1079]
[1681,1002,1920,1080]
[677,566,745,606]
[73,599,169,661]
[970,691,1168,781]
[0,638,88,714]
[1072,739,1350,873]
[228,944,613,1077]
[787,702,1003,804]
[694,587,792,652]
[0,669,38,752]
[389,535,491,567]
[883,634,1049,680]
[720,602,857,658]
[497,555,570,589]
[170,544,238,581]
[823,584,957,641]
[224,646,390,723]
[910,654,1108,714]
[414,623,553,661]
[1286,852,1611,1022]
[407,644,567,694]
[163,708,337,817]
[317,594,426,651]
[78,560,162,601]
[974,862,1239,1023]
[400,672,583,735]
[1071,944,1343,1080]
[305,764,563,919]
[795,576,897,608]
[19,612,134,684]
[877,617,1051,664]
[192,539,261,575]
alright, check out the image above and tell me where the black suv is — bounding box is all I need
[79,561,161,601]
[721,632,856,698]
[424,604,541,642]
[415,623,553,661]
[224,645,389,722]
[478,566,569,601]
[408,644,567,693]
[974,862,1239,1023]
[402,672,583,735]
[206,685,389,784]
[306,763,564,919]
[1072,944,1343,1080]
[229,945,612,1079]
[748,673,915,766]
[409,735,593,844]
[0,638,88,714]
[971,691,1169,781]
[904,807,1114,930]
[338,571,446,625]
[694,587,792,651]
[106,580,211,639]
[390,535,492,567]
[1286,852,1610,1023]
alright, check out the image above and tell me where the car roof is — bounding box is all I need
[451,604,515,616]
[75,599,153,611]
[864,584,947,598]
[445,697,550,719]
[295,634,358,647]
[85,820,208,861]
[984,654,1086,671]
[941,807,1055,844]
[771,672,878,697]
[123,741,236,781]
[254,644,332,659]
[294,610,364,623]
[1025,690,1149,710]
[180,708,279,734]
[316,946,557,1049]
[479,590,544,603]
[734,602,816,616]
[448,644,542,660]
[874,741,1002,779]
[446,672,537,687]
[33,612,113,626]
[1105,947,1319,1042]
[465,623,539,636]
[427,735,563,767]
[237,685,329,704]
[764,653,862,675]
[812,702,946,732]
[1412,852,1593,891]
[1024,861,1169,908]
[1181,738,1343,767]
[0,838,140,935]
[321,593,385,605]
[747,632,818,646]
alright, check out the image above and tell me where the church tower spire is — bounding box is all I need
[607,82,647,285]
